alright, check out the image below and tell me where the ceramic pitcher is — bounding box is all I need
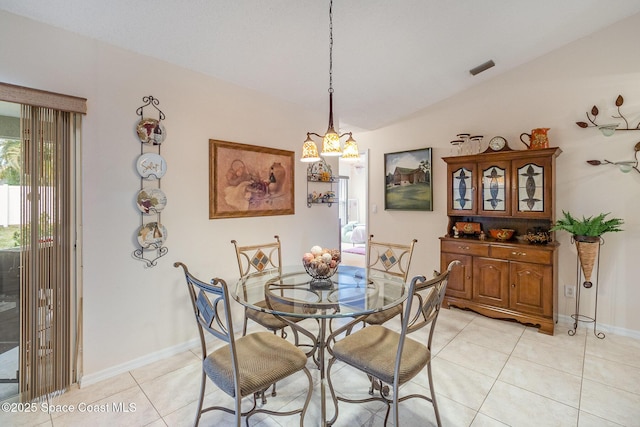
[520,128,550,149]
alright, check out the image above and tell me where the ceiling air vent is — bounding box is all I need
[469,60,495,76]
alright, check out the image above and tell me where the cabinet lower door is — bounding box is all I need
[442,253,472,300]
[473,257,509,308]
[509,261,552,316]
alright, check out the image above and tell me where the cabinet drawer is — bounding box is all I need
[441,240,489,256]
[490,245,551,264]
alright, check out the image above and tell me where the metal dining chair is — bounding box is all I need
[362,234,417,327]
[334,235,418,396]
[232,236,311,397]
[326,260,460,427]
[231,235,302,343]
[174,262,313,427]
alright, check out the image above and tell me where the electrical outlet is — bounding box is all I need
[564,285,575,298]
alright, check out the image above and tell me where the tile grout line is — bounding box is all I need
[576,331,589,425]
[128,370,170,426]
[469,322,527,424]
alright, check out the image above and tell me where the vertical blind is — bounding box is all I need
[19,105,79,401]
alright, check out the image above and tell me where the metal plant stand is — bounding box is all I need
[569,237,605,339]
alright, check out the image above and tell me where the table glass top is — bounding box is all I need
[234,265,408,319]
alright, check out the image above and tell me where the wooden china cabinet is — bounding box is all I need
[440,146,561,334]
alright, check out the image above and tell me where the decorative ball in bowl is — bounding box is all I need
[302,246,341,280]
[488,228,515,240]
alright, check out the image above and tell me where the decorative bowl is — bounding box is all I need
[524,231,551,244]
[302,246,341,280]
[303,260,339,280]
[488,228,515,240]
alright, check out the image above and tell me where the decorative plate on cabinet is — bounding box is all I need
[136,188,167,214]
[137,222,167,248]
[136,118,166,145]
[136,153,167,179]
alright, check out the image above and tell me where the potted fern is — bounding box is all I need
[551,211,623,287]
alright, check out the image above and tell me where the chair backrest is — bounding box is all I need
[366,234,417,281]
[231,235,282,278]
[399,260,460,356]
[174,261,236,348]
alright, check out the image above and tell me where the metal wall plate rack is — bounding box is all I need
[132,95,168,267]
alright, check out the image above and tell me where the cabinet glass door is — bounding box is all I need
[482,166,506,211]
[478,160,511,216]
[512,156,552,218]
[517,163,544,212]
[449,165,475,213]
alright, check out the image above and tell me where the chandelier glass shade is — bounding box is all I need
[300,0,359,162]
[301,134,320,162]
[341,134,359,159]
[321,124,341,156]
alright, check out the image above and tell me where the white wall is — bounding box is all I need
[1,9,639,386]
[0,10,341,383]
[362,12,640,336]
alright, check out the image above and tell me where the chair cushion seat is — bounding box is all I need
[332,325,429,385]
[364,305,403,325]
[204,331,307,397]
[246,300,302,330]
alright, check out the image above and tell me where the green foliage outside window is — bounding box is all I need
[0,138,21,185]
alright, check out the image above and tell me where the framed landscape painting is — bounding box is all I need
[384,147,432,211]
[209,139,295,218]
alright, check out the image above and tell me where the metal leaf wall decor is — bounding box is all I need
[576,94,640,131]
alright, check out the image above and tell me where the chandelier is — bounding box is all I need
[300,0,359,162]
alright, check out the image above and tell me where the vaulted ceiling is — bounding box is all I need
[2,0,640,130]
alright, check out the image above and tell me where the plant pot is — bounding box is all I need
[574,235,600,288]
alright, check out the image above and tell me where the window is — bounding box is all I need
[0,83,85,401]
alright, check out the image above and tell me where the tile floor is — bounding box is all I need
[1,308,639,426]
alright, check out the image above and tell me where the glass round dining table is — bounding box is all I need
[234,265,408,319]
[233,264,408,426]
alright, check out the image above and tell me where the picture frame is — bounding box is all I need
[384,147,433,211]
[209,139,295,219]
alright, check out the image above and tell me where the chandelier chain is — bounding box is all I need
[300,0,359,161]
[328,0,333,94]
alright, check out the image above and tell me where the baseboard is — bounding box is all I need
[79,337,200,388]
[556,314,640,340]
[79,316,640,388]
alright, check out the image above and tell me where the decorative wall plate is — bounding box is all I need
[136,188,167,214]
[136,118,166,145]
[136,153,167,179]
[137,222,167,248]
